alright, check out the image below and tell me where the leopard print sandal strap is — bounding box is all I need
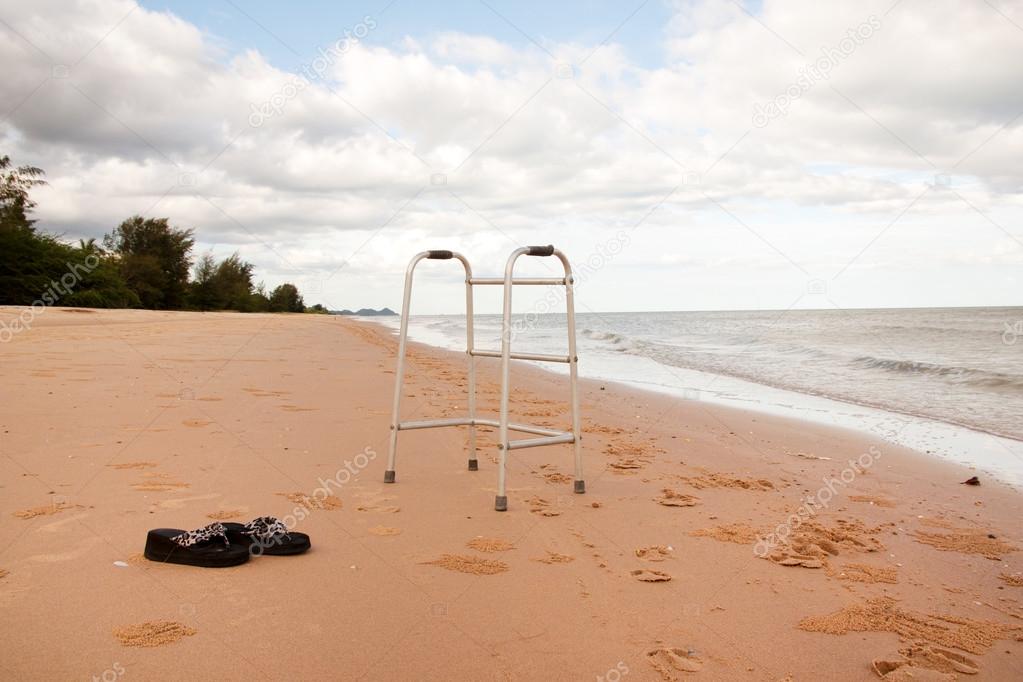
[171,522,230,548]
[241,516,291,542]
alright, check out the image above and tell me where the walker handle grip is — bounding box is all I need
[525,245,555,257]
[426,250,454,259]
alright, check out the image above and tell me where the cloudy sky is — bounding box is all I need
[2,0,1021,313]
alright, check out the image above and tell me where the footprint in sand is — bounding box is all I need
[764,519,886,569]
[912,528,1017,561]
[646,647,703,678]
[677,472,774,491]
[872,659,955,681]
[0,568,9,580]
[689,523,760,545]
[533,551,575,564]
[801,597,1023,655]
[896,643,980,675]
[635,545,673,562]
[369,526,402,536]
[829,562,897,584]
[113,621,196,648]
[654,489,699,507]
[527,496,562,517]
[132,474,190,492]
[421,554,509,575]
[278,492,343,510]
[541,472,573,484]
[467,537,514,552]
[182,419,213,428]
[848,494,897,508]
[107,461,158,470]
[632,569,672,582]
[206,509,245,521]
[356,503,399,513]
[13,501,80,520]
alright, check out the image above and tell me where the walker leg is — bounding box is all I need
[574,479,585,494]
[494,495,508,512]
[384,470,396,484]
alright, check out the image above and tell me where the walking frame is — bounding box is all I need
[384,245,584,511]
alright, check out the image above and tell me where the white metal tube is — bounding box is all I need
[497,247,530,510]
[469,349,570,363]
[506,433,576,450]
[555,249,584,493]
[398,417,474,430]
[385,252,430,482]
[468,277,566,285]
[463,258,478,471]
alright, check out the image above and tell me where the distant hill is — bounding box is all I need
[334,307,397,316]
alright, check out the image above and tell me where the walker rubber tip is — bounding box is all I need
[468,459,478,471]
[384,470,396,483]
[494,495,508,511]
[574,480,586,494]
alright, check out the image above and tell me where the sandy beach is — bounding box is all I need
[1,307,1021,681]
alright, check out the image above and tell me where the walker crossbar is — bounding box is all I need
[384,245,585,511]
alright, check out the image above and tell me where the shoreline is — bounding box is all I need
[2,308,1021,680]
[366,314,1023,489]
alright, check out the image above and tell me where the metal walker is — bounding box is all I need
[384,245,584,511]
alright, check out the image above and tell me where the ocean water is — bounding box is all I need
[372,307,1023,486]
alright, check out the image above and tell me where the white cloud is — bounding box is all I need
[1,0,1020,312]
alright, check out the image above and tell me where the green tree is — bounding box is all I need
[268,283,304,313]
[0,155,46,233]
[189,253,220,310]
[213,253,256,311]
[104,216,194,309]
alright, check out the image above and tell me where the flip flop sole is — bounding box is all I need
[144,529,250,567]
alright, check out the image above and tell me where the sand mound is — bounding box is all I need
[0,568,8,580]
[654,489,699,507]
[534,551,574,564]
[635,545,672,562]
[278,492,343,510]
[799,597,1022,654]
[690,523,760,544]
[126,553,147,566]
[999,573,1023,587]
[828,562,898,584]
[206,509,243,520]
[646,647,703,678]
[912,529,1016,560]
[369,526,402,536]
[113,621,196,647]
[632,569,672,582]
[422,554,508,575]
[467,537,514,552]
[542,472,572,484]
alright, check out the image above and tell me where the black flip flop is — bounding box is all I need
[223,516,310,556]
[144,522,249,567]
